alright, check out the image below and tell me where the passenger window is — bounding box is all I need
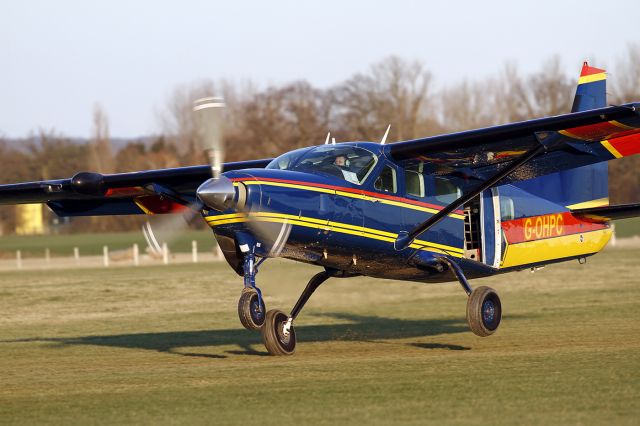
[434,177,461,204]
[374,165,397,193]
[500,196,515,221]
[404,163,425,197]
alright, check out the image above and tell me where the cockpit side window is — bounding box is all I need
[374,165,397,193]
[268,145,378,185]
[266,148,308,170]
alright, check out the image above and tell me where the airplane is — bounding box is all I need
[1,63,639,355]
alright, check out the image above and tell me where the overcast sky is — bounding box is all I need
[2,0,639,138]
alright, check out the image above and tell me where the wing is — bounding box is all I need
[386,103,640,183]
[571,203,640,223]
[0,159,271,216]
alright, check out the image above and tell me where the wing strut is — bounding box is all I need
[395,132,561,251]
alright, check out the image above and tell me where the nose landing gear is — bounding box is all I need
[437,257,502,337]
[238,287,266,330]
[238,250,267,330]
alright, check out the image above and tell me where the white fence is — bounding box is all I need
[0,241,225,271]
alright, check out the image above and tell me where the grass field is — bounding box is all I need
[1,248,639,424]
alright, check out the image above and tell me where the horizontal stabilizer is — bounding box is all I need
[571,203,640,222]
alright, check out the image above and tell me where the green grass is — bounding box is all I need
[1,249,639,424]
[614,217,640,238]
[0,230,217,258]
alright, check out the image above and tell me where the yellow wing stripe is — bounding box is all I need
[204,212,464,256]
[601,140,623,158]
[133,200,155,215]
[565,197,609,210]
[558,129,583,140]
[609,120,634,131]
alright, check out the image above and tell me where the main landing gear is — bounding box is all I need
[262,271,332,355]
[438,257,502,337]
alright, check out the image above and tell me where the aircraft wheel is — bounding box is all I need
[238,287,266,330]
[466,286,501,337]
[261,309,296,355]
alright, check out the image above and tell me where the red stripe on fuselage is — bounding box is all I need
[502,211,607,244]
[232,176,465,215]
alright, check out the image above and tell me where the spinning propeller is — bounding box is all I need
[193,97,292,257]
[143,97,291,257]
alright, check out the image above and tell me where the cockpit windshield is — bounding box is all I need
[266,145,378,185]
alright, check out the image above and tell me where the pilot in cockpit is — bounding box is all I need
[333,155,359,184]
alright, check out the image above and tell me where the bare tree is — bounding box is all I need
[439,79,501,132]
[89,103,114,173]
[493,57,573,124]
[611,43,640,104]
[333,56,434,142]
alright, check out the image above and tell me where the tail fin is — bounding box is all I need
[571,62,607,112]
[514,62,609,208]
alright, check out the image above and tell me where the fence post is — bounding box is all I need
[16,250,22,270]
[610,224,617,247]
[192,240,198,263]
[103,246,109,267]
[162,243,169,265]
[133,243,140,266]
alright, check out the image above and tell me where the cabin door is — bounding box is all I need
[479,188,502,268]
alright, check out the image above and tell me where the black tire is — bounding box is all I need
[466,286,501,337]
[238,287,266,330]
[261,309,296,355]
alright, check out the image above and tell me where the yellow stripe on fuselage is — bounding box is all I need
[501,228,612,268]
[578,73,606,84]
[241,180,465,220]
[204,212,464,256]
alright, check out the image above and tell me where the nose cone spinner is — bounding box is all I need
[196,175,236,212]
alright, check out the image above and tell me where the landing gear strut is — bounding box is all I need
[238,251,267,330]
[438,257,502,337]
[261,271,332,355]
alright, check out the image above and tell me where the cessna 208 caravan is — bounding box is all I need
[2,63,639,355]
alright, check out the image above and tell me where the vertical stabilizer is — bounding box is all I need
[571,62,607,112]
[515,62,609,208]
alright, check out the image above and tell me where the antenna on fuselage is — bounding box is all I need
[324,132,331,145]
[380,124,391,145]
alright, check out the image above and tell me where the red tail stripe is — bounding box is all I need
[580,62,606,77]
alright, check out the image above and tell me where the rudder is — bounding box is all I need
[514,62,609,208]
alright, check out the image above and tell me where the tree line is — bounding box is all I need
[1,47,639,234]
